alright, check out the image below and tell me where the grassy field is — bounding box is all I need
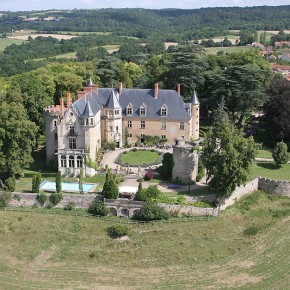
[0,190,289,289]
[119,150,161,166]
[0,38,25,52]
[205,46,251,55]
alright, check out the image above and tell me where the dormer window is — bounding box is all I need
[140,103,147,116]
[161,104,168,116]
[115,110,119,116]
[127,103,133,116]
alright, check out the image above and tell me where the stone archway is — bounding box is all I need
[132,209,140,217]
[120,208,129,217]
[109,207,118,216]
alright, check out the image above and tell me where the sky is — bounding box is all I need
[0,0,289,12]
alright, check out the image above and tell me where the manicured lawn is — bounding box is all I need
[256,148,273,159]
[118,149,162,166]
[0,190,289,289]
[251,161,290,181]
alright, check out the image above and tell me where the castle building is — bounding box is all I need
[44,80,200,176]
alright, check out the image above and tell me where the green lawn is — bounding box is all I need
[0,190,289,289]
[118,149,161,166]
[251,161,290,181]
[256,147,273,159]
[205,46,251,55]
[0,38,25,52]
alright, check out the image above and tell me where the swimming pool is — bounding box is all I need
[40,180,97,193]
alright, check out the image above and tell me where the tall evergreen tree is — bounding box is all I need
[272,142,289,167]
[55,171,62,193]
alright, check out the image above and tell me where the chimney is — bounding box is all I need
[67,92,71,107]
[84,86,93,95]
[77,91,86,101]
[118,82,123,95]
[177,83,181,96]
[60,97,64,116]
[154,83,159,99]
[91,84,98,95]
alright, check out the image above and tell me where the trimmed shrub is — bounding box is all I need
[196,159,205,182]
[49,193,63,206]
[272,142,289,166]
[137,202,170,221]
[107,224,131,238]
[64,202,75,211]
[88,200,108,216]
[55,171,62,193]
[32,173,41,193]
[134,185,161,202]
[102,169,119,199]
[36,193,47,206]
[4,177,16,192]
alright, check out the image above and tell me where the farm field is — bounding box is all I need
[0,190,289,289]
[0,38,25,52]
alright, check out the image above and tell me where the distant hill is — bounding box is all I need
[1,6,290,40]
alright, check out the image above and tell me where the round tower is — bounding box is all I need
[172,137,198,184]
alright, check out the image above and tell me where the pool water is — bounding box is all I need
[40,180,97,193]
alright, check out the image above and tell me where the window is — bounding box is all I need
[61,155,66,167]
[54,133,58,140]
[90,118,94,125]
[127,120,132,128]
[161,122,166,130]
[126,104,133,116]
[140,104,147,116]
[86,119,89,126]
[77,156,82,168]
[53,120,57,127]
[69,138,76,149]
[109,111,113,117]
[68,156,75,168]
[140,120,145,129]
[140,134,145,138]
[116,126,119,132]
[128,133,132,137]
[115,110,119,115]
[179,122,185,130]
[69,126,75,136]
[161,135,166,140]
[161,104,168,116]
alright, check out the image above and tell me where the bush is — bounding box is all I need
[55,171,62,193]
[88,200,108,216]
[132,148,137,152]
[49,193,63,206]
[144,170,153,181]
[32,173,41,193]
[244,226,259,236]
[0,192,12,208]
[102,169,119,199]
[272,142,289,166]
[134,185,161,201]
[36,193,47,206]
[107,224,131,238]
[4,177,16,192]
[156,152,173,180]
[64,202,75,211]
[137,202,170,221]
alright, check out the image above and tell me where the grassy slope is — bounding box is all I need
[0,190,289,289]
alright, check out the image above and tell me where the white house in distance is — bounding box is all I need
[44,80,200,176]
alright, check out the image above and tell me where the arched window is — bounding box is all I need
[90,118,94,125]
[77,156,82,168]
[126,103,133,116]
[69,155,75,168]
[161,104,168,116]
[61,155,66,167]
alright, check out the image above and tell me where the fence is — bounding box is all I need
[1,206,212,224]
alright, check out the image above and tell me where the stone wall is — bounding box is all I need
[10,192,100,208]
[160,203,219,217]
[258,178,290,197]
[219,178,259,210]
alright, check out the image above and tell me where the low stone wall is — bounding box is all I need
[258,178,290,197]
[160,203,219,217]
[219,178,259,210]
[10,192,100,208]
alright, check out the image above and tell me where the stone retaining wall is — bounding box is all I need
[258,178,290,197]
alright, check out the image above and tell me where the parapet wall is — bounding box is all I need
[258,177,290,197]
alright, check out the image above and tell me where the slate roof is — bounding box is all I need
[191,91,200,105]
[73,87,192,121]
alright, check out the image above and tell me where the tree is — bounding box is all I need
[136,202,169,221]
[272,142,289,167]
[0,101,37,180]
[157,153,174,180]
[264,79,290,141]
[134,185,161,202]
[102,169,119,199]
[32,172,41,193]
[55,171,62,193]
[202,103,258,197]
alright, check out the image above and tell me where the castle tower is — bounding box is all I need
[172,137,198,184]
[191,91,200,141]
